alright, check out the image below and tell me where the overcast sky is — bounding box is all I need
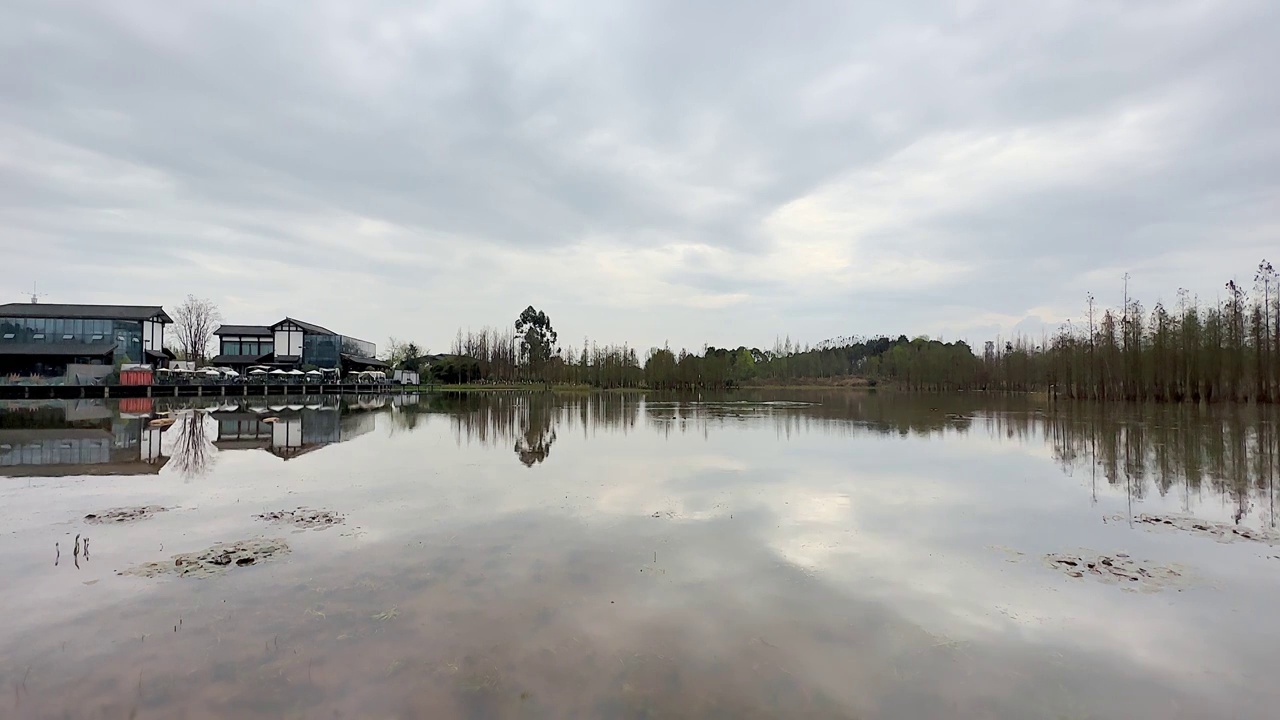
[2,1,1277,354]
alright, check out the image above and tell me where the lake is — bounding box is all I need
[1,391,1278,719]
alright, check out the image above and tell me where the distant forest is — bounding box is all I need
[413,262,1280,403]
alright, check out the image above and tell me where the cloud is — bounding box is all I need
[1,0,1277,352]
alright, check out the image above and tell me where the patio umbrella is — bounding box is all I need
[287,369,305,376]
[305,370,323,376]
[223,369,240,377]
[269,369,287,376]
[202,368,221,377]
[249,369,267,375]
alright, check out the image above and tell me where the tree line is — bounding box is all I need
[393,261,1279,403]
[866,262,1280,402]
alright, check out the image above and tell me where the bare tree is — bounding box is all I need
[172,295,222,365]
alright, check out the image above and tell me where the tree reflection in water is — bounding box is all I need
[514,395,557,467]
[170,410,216,479]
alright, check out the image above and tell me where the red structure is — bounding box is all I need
[119,368,153,386]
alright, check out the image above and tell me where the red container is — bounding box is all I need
[120,369,154,386]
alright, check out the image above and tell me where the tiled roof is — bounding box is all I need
[0,303,172,323]
[214,325,273,336]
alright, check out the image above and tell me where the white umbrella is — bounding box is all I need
[202,368,221,377]
[305,370,323,376]
[156,367,171,373]
[223,369,240,377]
[269,369,287,376]
[250,369,267,375]
[287,369,305,376]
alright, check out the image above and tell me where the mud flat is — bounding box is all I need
[83,506,168,525]
[120,538,290,578]
[1044,552,1191,592]
[255,508,345,529]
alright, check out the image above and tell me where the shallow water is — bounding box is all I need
[2,391,1278,719]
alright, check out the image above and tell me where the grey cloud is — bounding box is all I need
[1,0,1277,351]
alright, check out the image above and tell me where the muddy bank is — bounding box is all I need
[1117,513,1280,544]
[255,508,345,530]
[120,538,290,578]
[1044,552,1190,592]
[83,506,168,525]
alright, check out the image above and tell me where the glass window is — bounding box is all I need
[261,342,273,355]
[224,340,240,355]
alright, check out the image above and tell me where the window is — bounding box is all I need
[224,341,241,355]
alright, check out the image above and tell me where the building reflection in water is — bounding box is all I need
[0,395,416,478]
[0,398,170,477]
[210,396,388,461]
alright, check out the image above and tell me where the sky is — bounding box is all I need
[2,0,1278,356]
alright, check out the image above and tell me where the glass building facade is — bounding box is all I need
[340,336,376,358]
[303,333,342,368]
[0,316,145,363]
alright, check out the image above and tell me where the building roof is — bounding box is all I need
[274,354,301,363]
[0,303,172,323]
[215,324,273,336]
[272,317,337,335]
[0,342,117,356]
[341,353,390,369]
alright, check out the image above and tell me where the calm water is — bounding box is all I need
[1,391,1278,719]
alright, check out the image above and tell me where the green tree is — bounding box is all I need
[516,306,558,382]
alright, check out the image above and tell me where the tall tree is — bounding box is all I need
[172,294,222,365]
[515,306,558,381]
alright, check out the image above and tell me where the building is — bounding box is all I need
[0,303,173,378]
[212,317,386,373]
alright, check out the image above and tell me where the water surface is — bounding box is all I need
[1,392,1278,719]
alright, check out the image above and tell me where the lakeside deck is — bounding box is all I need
[0,383,428,400]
